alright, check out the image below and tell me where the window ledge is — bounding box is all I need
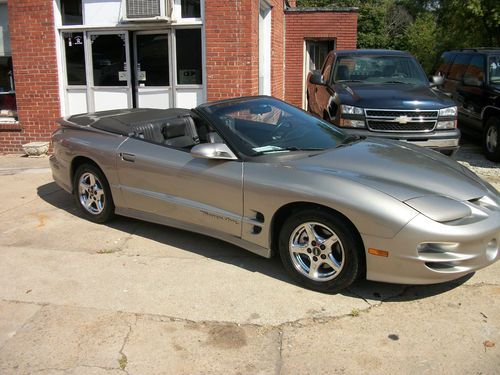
[0,120,21,131]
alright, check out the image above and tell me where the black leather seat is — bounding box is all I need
[132,122,165,144]
[163,116,200,148]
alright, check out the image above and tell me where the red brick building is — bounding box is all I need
[0,0,357,153]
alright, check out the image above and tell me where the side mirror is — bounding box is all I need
[190,143,238,161]
[430,75,444,87]
[309,70,326,86]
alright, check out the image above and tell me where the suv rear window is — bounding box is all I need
[447,53,473,80]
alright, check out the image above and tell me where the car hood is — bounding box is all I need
[285,138,488,202]
[333,83,454,109]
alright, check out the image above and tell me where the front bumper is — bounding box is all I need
[341,128,460,154]
[363,210,500,285]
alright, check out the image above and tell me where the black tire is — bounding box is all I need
[278,209,364,294]
[483,116,500,162]
[73,163,115,223]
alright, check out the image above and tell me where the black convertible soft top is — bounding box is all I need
[62,108,192,136]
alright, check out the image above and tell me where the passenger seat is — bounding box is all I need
[163,116,200,148]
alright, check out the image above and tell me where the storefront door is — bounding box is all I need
[133,31,173,109]
[88,31,132,112]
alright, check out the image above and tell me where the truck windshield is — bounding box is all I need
[333,55,428,85]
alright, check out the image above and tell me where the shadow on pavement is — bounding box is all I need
[37,181,471,303]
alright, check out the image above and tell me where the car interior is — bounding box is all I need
[130,114,222,150]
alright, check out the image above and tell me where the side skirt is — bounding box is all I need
[115,207,272,258]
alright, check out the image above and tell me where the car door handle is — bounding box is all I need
[120,153,136,162]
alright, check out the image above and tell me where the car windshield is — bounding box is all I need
[332,55,428,85]
[199,97,348,156]
[489,55,500,83]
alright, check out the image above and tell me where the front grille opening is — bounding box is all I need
[366,110,438,118]
[425,261,459,270]
[368,121,435,132]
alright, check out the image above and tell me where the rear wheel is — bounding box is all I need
[73,164,115,223]
[483,116,500,162]
[278,209,363,293]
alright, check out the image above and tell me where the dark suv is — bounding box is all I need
[435,48,500,161]
[307,49,459,155]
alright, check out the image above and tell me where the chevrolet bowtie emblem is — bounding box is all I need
[396,115,411,124]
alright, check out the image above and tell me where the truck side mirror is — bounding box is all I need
[309,70,326,86]
[430,75,444,87]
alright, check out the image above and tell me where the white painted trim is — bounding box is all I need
[53,0,66,116]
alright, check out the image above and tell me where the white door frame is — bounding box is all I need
[133,30,173,109]
[87,30,132,112]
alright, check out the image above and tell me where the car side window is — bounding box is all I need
[322,54,334,83]
[448,53,473,81]
[489,56,500,84]
[435,52,454,77]
[463,55,485,85]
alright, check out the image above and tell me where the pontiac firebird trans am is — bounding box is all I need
[49,96,500,293]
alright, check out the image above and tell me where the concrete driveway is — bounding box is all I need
[0,150,499,375]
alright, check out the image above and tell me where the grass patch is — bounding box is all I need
[118,354,127,370]
[350,308,360,317]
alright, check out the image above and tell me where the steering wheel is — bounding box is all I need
[392,72,408,78]
[271,119,294,140]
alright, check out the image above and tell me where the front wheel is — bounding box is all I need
[73,164,115,223]
[278,209,364,293]
[483,116,500,162]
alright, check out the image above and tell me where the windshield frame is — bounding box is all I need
[195,96,348,160]
[331,53,429,86]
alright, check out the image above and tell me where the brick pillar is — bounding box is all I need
[1,0,60,153]
[204,0,260,102]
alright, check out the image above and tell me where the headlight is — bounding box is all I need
[340,105,364,115]
[339,119,366,128]
[439,106,457,117]
[436,120,457,129]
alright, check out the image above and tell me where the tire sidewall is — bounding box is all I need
[483,117,500,162]
[278,209,362,293]
[73,164,115,223]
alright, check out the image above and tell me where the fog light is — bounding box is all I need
[436,120,457,129]
[486,239,498,261]
[339,119,366,128]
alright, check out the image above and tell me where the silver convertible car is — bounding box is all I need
[50,96,500,293]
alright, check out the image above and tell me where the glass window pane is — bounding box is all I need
[0,56,16,117]
[464,55,485,83]
[489,56,500,84]
[176,29,202,85]
[448,53,472,80]
[0,4,11,56]
[64,32,86,85]
[136,34,169,86]
[61,0,83,25]
[91,34,127,87]
[181,0,201,18]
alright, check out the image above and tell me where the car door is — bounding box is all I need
[459,54,487,133]
[115,135,243,238]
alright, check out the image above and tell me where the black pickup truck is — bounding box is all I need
[307,49,460,155]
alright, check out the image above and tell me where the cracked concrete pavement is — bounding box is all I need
[0,151,499,374]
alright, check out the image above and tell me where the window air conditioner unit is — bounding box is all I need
[122,0,172,21]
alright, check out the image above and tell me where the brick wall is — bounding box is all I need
[1,0,60,153]
[284,10,358,108]
[204,0,285,102]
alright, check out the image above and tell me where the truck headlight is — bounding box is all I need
[438,106,457,117]
[436,120,457,129]
[340,105,364,115]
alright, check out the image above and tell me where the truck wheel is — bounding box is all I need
[483,116,500,162]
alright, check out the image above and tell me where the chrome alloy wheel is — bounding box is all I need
[289,222,345,281]
[78,172,105,215]
[486,125,498,153]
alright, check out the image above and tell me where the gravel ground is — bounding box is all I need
[454,139,500,178]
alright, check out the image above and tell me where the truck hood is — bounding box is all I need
[333,83,455,109]
[286,138,489,202]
